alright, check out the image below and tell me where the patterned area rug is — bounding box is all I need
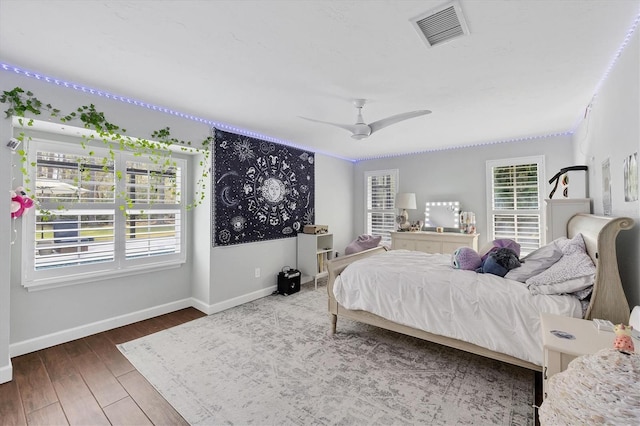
[118,284,535,425]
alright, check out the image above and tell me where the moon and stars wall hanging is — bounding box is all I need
[212,129,315,246]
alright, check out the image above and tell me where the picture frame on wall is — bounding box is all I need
[602,158,612,215]
[623,152,638,202]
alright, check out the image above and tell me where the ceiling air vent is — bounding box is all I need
[410,1,469,48]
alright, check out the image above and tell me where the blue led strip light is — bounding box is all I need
[593,13,640,99]
[0,62,353,161]
[571,11,640,130]
[357,10,640,163]
[2,5,638,165]
[352,131,574,162]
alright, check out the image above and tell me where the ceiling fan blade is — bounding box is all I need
[298,116,359,133]
[368,110,432,134]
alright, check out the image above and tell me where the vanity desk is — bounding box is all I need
[390,231,479,255]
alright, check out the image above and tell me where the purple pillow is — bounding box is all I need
[345,234,382,255]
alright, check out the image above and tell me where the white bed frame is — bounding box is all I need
[326,214,633,371]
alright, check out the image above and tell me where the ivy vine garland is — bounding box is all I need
[1,87,212,214]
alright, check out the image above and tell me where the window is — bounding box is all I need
[364,169,398,245]
[19,124,187,290]
[486,156,544,255]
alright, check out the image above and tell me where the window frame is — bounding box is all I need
[485,156,545,255]
[364,169,399,245]
[17,122,188,291]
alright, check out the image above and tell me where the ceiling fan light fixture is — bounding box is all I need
[299,99,431,140]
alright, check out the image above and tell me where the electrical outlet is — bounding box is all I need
[254,267,260,278]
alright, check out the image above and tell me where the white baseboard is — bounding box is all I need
[189,297,212,315]
[0,362,13,384]
[10,298,192,358]
[192,285,277,315]
[9,285,278,358]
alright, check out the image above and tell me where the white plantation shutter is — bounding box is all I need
[33,148,117,271]
[35,211,115,270]
[22,132,187,290]
[124,160,182,259]
[487,157,544,255]
[125,210,181,258]
[365,169,398,244]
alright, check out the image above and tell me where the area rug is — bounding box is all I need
[118,284,535,425]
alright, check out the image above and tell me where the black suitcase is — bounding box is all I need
[277,269,301,295]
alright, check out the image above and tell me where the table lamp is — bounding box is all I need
[395,192,417,230]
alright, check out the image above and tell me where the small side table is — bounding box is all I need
[540,313,619,399]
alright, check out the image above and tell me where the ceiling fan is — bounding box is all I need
[299,99,431,140]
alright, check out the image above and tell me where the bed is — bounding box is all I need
[326,214,633,371]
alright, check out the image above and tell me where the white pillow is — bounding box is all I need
[557,232,587,255]
[504,239,564,282]
[526,246,596,295]
[528,274,594,296]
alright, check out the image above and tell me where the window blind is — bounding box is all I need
[365,170,398,244]
[488,159,543,255]
[23,131,187,290]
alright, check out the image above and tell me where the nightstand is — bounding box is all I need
[540,313,619,399]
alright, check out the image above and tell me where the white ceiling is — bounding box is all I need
[1,1,638,161]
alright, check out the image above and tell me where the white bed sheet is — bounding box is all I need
[333,250,583,366]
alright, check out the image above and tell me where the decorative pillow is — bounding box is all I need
[504,239,564,282]
[344,234,382,255]
[451,246,482,270]
[528,274,594,296]
[526,245,596,295]
[557,233,587,255]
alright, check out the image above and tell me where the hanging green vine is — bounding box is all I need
[1,87,212,214]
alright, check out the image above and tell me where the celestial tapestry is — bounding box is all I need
[213,129,315,246]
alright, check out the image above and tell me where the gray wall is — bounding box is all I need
[204,153,354,310]
[2,73,203,355]
[353,134,575,249]
[573,28,640,308]
[0,71,355,382]
[1,25,636,382]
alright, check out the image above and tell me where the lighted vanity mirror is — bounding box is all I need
[424,201,460,230]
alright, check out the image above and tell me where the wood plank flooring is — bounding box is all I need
[0,308,206,426]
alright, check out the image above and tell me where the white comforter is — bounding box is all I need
[333,250,583,366]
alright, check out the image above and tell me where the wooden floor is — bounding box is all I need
[0,307,206,426]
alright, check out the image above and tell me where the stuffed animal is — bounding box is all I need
[613,324,635,352]
[476,247,521,277]
[479,238,521,261]
[451,238,522,277]
[451,246,482,270]
[10,187,34,218]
